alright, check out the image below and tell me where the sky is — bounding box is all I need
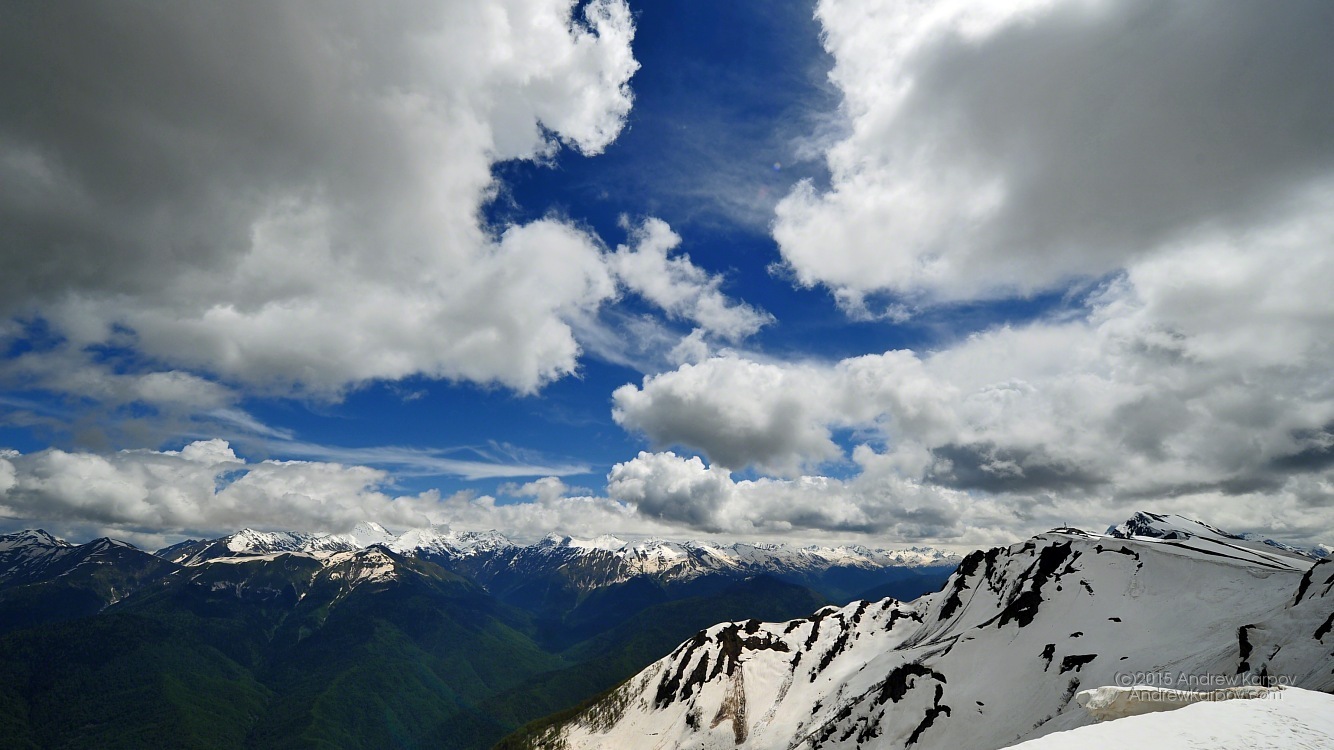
[1,0,1332,551]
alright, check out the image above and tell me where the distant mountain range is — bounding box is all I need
[156,522,958,589]
[0,523,958,750]
[505,513,1334,750]
[2,515,1327,749]
[154,524,961,646]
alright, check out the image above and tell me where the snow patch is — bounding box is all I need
[1007,687,1334,749]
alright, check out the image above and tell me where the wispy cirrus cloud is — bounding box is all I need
[262,439,593,482]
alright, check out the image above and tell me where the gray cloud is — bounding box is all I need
[774,0,1334,302]
[929,444,1107,495]
[0,0,640,395]
[609,228,1334,541]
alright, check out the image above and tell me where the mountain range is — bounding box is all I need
[508,512,1334,750]
[0,523,957,749]
[2,514,1328,749]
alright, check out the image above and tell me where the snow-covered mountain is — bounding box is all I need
[160,525,957,570]
[1109,511,1332,560]
[152,525,961,600]
[0,528,156,589]
[0,529,179,628]
[520,514,1333,750]
[508,534,959,586]
[0,529,73,584]
[0,526,947,750]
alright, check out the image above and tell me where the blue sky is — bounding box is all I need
[1,0,1332,549]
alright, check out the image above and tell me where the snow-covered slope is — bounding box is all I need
[323,521,397,549]
[1004,686,1334,749]
[0,529,69,553]
[0,529,73,584]
[1239,556,1334,693]
[157,528,356,565]
[0,529,161,594]
[1110,511,1328,562]
[529,518,1332,750]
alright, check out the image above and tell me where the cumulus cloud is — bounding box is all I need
[591,0,1330,546]
[612,350,954,475]
[602,445,1334,547]
[0,441,683,546]
[0,440,427,539]
[612,199,1334,544]
[606,449,1012,541]
[0,0,638,395]
[774,0,1334,303]
[610,218,773,341]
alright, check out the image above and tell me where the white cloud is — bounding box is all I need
[611,198,1334,544]
[605,449,1013,542]
[605,451,735,528]
[609,218,773,342]
[0,441,674,545]
[0,451,15,496]
[0,440,437,538]
[2,436,1328,549]
[501,476,575,504]
[0,0,639,396]
[774,0,1334,303]
[428,488,682,544]
[589,0,1334,546]
[612,350,954,475]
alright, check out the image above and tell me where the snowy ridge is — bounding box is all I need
[1238,556,1334,693]
[511,535,960,586]
[153,525,961,591]
[0,529,74,583]
[323,521,396,549]
[0,529,69,553]
[1110,511,1329,562]
[532,516,1333,750]
[224,528,338,555]
[0,529,116,585]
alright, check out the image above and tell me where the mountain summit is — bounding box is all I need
[1109,511,1330,561]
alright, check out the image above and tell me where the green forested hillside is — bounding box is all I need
[0,550,832,750]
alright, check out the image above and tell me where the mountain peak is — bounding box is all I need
[345,521,395,547]
[87,537,134,550]
[224,528,314,554]
[1106,512,1330,560]
[0,529,70,552]
[1107,511,1242,542]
